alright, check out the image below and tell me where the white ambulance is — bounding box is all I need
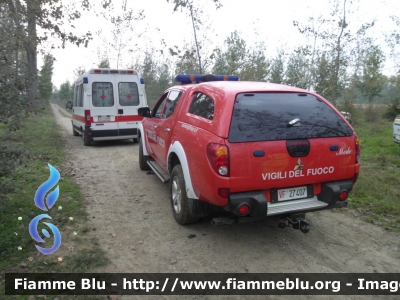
[394,116,400,144]
[71,68,148,146]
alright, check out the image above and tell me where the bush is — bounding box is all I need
[0,144,26,195]
[383,99,400,120]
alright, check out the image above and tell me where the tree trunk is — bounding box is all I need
[190,4,202,74]
[332,0,347,106]
[25,0,38,108]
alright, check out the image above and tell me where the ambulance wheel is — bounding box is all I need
[170,164,199,225]
[82,131,92,146]
[133,138,138,143]
[72,124,79,136]
[138,138,150,170]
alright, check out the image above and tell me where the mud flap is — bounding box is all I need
[188,198,211,218]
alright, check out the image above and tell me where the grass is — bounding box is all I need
[350,118,400,230]
[0,102,108,298]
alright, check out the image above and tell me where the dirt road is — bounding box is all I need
[51,104,400,299]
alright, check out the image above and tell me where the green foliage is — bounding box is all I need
[158,63,172,92]
[38,53,54,101]
[98,57,111,68]
[74,66,86,78]
[240,43,269,81]
[0,144,26,195]
[357,45,386,103]
[0,102,108,275]
[175,45,200,74]
[167,0,222,73]
[0,2,30,129]
[293,0,374,104]
[269,50,285,84]
[0,145,26,178]
[58,80,74,102]
[212,31,247,76]
[383,75,400,120]
[351,120,400,230]
[285,46,311,89]
[138,50,159,107]
[314,51,335,98]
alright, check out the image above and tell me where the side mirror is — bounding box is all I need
[138,107,151,117]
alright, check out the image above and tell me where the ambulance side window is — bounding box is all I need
[118,82,139,106]
[92,82,114,107]
[76,84,83,107]
[73,85,79,107]
[78,84,84,107]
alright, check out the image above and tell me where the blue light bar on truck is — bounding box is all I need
[174,74,239,84]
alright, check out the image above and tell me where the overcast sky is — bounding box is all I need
[44,0,400,87]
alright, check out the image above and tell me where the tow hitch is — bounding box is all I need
[278,213,310,233]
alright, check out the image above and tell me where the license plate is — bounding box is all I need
[98,115,110,121]
[277,186,308,201]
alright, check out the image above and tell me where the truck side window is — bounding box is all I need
[188,92,214,120]
[163,91,182,119]
[118,82,139,106]
[92,82,114,107]
[152,92,169,118]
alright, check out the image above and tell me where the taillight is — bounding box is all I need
[237,203,251,216]
[84,110,91,126]
[339,191,348,201]
[207,143,229,177]
[355,136,360,163]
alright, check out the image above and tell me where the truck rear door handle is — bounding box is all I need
[118,109,123,114]
[164,128,170,133]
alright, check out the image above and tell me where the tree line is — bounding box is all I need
[3,0,400,129]
[54,27,400,119]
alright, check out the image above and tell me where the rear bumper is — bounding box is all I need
[224,180,352,218]
[72,124,138,141]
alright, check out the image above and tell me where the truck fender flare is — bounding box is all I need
[168,141,198,199]
[137,122,149,156]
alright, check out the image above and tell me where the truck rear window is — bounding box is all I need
[228,93,353,143]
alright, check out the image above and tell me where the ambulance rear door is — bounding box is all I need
[115,72,144,138]
[89,73,119,138]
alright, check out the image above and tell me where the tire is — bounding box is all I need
[72,124,79,136]
[138,138,150,170]
[133,138,138,143]
[170,165,199,225]
[83,130,92,146]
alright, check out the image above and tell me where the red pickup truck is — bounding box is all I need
[137,74,360,232]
